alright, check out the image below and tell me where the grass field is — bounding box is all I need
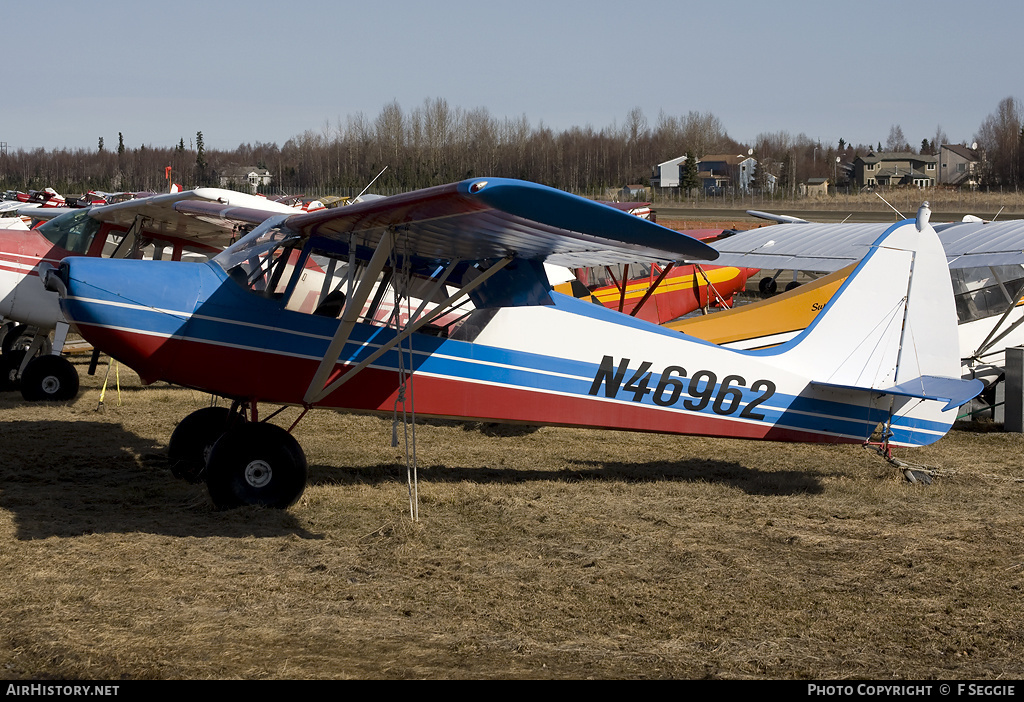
[1,356,1022,680]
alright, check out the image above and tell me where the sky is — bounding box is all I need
[4,0,1022,154]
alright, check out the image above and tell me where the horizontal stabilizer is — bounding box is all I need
[812,375,984,412]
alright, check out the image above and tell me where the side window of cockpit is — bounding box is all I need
[36,210,101,254]
[284,252,348,316]
[952,265,1024,323]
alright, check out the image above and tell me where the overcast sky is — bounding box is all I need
[4,0,1020,153]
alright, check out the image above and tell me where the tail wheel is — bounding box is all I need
[168,407,246,483]
[204,423,307,509]
[20,355,80,401]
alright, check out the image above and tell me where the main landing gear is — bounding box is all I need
[169,403,308,509]
[0,322,80,401]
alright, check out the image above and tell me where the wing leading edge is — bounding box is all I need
[279,178,720,268]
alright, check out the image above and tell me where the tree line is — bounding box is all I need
[2,96,1022,197]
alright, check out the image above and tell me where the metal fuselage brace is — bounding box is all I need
[301,230,514,405]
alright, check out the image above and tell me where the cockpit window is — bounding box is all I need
[951,265,1024,323]
[35,209,102,254]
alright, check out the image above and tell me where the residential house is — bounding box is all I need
[801,177,830,197]
[618,184,649,200]
[219,165,273,194]
[938,143,983,187]
[652,153,759,193]
[854,151,936,188]
[697,154,758,193]
[651,155,688,188]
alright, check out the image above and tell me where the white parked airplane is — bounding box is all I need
[709,208,1024,391]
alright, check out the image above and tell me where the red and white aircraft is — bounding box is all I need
[51,179,979,510]
[0,188,315,400]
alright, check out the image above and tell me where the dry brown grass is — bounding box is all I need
[1,356,1023,679]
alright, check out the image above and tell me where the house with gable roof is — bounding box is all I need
[697,153,758,193]
[854,151,936,188]
[938,143,983,187]
[219,165,273,194]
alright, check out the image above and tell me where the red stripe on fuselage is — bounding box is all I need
[78,323,860,445]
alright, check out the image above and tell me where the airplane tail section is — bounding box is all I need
[768,203,982,444]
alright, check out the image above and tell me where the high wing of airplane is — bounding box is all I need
[0,187,311,401]
[709,210,1024,389]
[51,178,980,510]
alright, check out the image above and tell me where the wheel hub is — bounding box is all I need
[41,375,60,395]
[244,459,273,488]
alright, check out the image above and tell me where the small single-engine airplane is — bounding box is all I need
[707,209,1024,394]
[561,204,758,323]
[0,187,313,400]
[564,259,758,323]
[50,179,980,510]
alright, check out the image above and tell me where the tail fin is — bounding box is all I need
[769,203,981,443]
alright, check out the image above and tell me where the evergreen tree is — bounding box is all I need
[195,131,207,184]
[680,150,699,194]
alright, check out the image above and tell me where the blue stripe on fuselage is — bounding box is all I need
[60,257,950,444]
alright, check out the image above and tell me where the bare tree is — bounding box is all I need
[975,96,1023,187]
[886,124,909,152]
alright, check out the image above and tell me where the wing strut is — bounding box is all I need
[303,246,514,405]
[629,262,675,317]
[303,228,398,404]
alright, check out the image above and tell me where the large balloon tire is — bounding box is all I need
[20,355,80,401]
[205,423,307,509]
[168,407,246,483]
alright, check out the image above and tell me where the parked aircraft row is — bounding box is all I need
[0,187,317,399]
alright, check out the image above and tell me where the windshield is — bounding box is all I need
[212,220,300,273]
[35,208,102,254]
